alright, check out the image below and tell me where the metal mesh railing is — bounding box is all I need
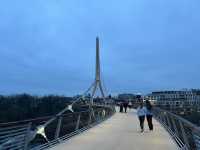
[0,103,115,150]
[153,107,200,150]
[0,123,31,150]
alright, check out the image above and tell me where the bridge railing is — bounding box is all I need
[153,107,200,150]
[0,103,115,150]
[0,123,31,150]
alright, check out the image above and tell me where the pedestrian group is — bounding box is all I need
[137,100,153,132]
[119,100,154,133]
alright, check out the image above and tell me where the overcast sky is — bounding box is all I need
[0,0,200,96]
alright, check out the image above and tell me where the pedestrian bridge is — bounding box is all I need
[50,109,177,150]
[1,105,200,150]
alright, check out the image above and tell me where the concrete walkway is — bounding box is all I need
[50,109,178,150]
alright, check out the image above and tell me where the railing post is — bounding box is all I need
[97,111,101,122]
[160,112,165,123]
[88,111,92,125]
[171,116,179,136]
[98,110,101,120]
[157,114,161,121]
[193,133,200,150]
[179,120,190,149]
[102,109,106,118]
[166,114,172,129]
[160,112,166,124]
[75,114,81,130]
[54,116,63,140]
[24,122,32,150]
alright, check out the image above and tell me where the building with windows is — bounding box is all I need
[147,89,200,108]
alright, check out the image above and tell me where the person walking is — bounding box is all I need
[145,100,153,131]
[119,102,123,113]
[128,101,132,110]
[137,101,146,132]
[123,101,128,113]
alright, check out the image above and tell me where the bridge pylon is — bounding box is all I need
[90,37,106,104]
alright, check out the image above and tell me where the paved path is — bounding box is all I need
[50,109,178,150]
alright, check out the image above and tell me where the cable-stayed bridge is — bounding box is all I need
[0,38,200,150]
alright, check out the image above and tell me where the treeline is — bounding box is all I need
[181,112,200,126]
[0,94,73,123]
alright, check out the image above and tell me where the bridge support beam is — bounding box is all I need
[75,114,81,130]
[55,116,63,140]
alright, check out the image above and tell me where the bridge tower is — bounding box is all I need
[90,37,105,104]
[26,37,108,142]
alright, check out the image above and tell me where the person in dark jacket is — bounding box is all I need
[119,102,123,113]
[145,100,153,131]
[123,101,128,113]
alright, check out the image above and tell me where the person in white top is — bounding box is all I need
[137,101,146,132]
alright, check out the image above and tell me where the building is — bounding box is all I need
[118,93,141,101]
[147,89,200,108]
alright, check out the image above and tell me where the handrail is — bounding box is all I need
[153,107,200,150]
[156,108,200,131]
[0,102,115,150]
[0,110,91,126]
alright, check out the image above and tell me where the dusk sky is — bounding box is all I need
[0,0,200,96]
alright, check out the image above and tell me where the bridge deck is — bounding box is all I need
[50,109,178,150]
